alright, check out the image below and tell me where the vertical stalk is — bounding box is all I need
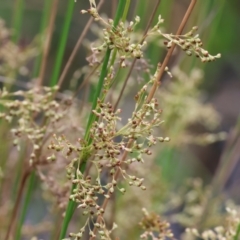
[14,2,53,235]
[234,223,240,240]
[4,170,30,240]
[50,0,75,87]
[37,0,59,86]
[11,0,25,43]
[59,1,127,239]
[32,0,53,78]
[15,172,36,240]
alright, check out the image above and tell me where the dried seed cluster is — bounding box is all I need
[0,86,70,166]
[139,208,174,240]
[186,207,240,240]
[160,25,221,62]
[82,7,146,66]
[49,68,169,239]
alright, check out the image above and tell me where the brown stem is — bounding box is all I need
[198,129,240,228]
[37,0,59,87]
[4,169,31,240]
[112,0,117,19]
[147,0,197,103]
[89,1,197,238]
[114,0,162,111]
[57,0,105,90]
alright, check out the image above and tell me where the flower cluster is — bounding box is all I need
[139,208,174,240]
[186,207,240,240]
[0,19,37,77]
[82,7,146,65]
[0,86,71,166]
[160,25,221,62]
[148,15,221,62]
[48,68,170,238]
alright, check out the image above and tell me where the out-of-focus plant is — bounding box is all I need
[0,19,37,81]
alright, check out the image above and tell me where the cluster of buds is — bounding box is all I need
[48,92,169,239]
[67,221,117,240]
[139,208,174,240]
[186,207,240,240]
[0,86,70,165]
[148,15,221,63]
[82,6,145,64]
[160,26,221,62]
[0,19,37,77]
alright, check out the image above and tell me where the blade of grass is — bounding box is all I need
[11,0,25,43]
[234,223,240,240]
[15,172,36,240]
[50,0,75,87]
[37,0,59,87]
[59,1,127,238]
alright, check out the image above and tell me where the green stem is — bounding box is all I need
[11,0,25,43]
[50,0,75,87]
[84,48,112,143]
[59,1,127,239]
[234,223,240,240]
[32,0,53,78]
[15,172,36,240]
[122,0,130,22]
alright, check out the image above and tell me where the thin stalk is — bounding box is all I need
[32,0,53,78]
[57,0,105,90]
[12,143,27,199]
[59,1,127,238]
[14,3,52,234]
[89,1,197,238]
[122,0,130,21]
[84,48,112,143]
[15,172,36,240]
[198,128,240,228]
[84,0,127,144]
[37,0,59,87]
[4,170,31,240]
[111,0,117,18]
[11,0,25,43]
[50,0,75,87]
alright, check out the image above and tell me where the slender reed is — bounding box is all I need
[4,169,31,240]
[50,0,75,87]
[59,2,128,238]
[32,0,53,78]
[11,0,25,43]
[37,0,59,87]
